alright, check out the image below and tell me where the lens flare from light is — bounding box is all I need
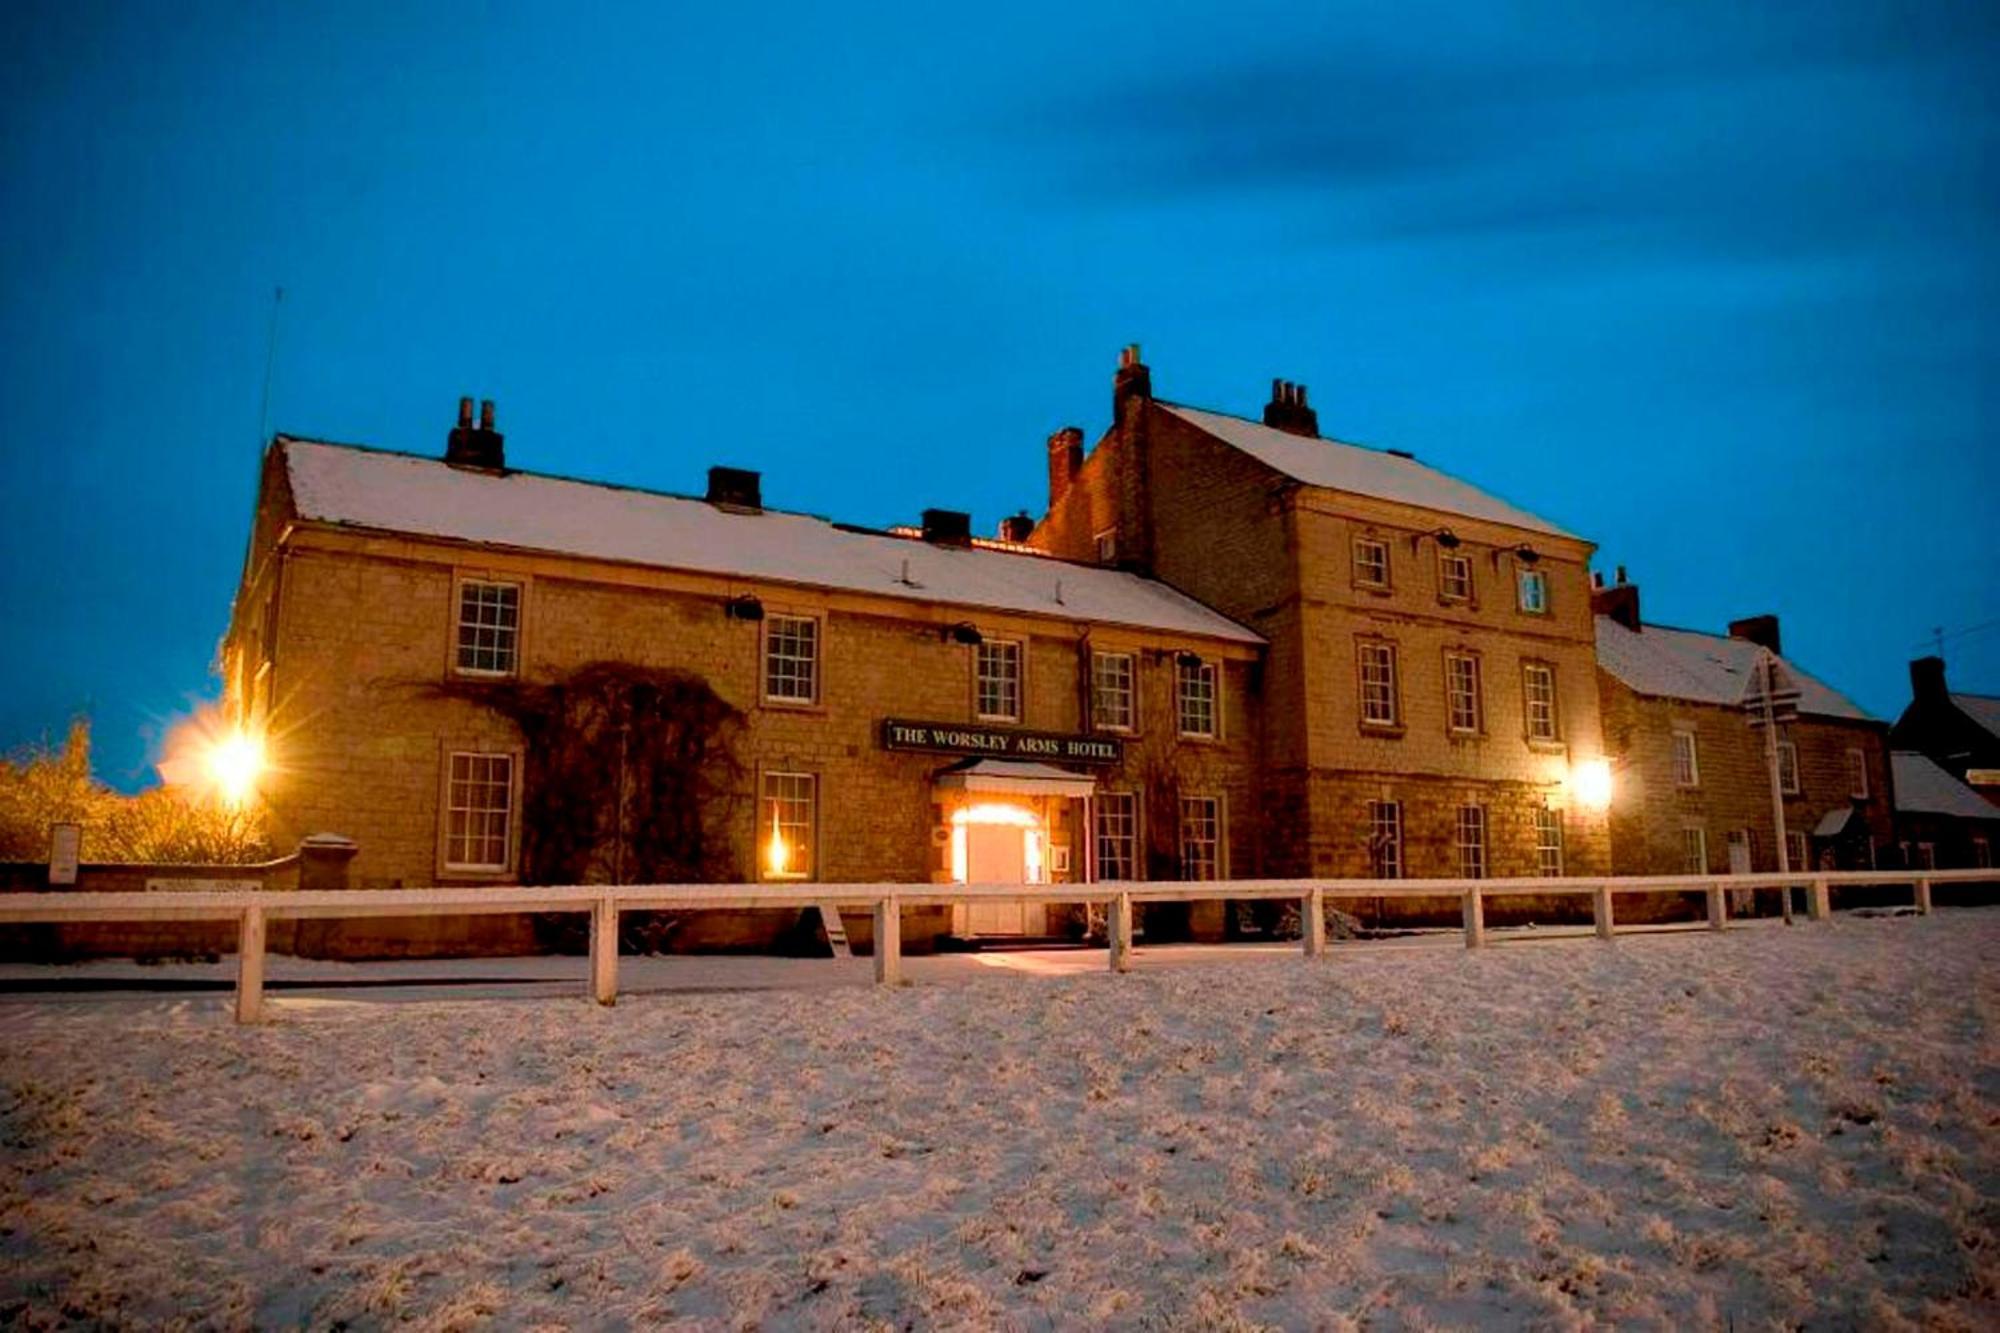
[158,707,268,809]
[766,803,790,876]
[206,732,267,808]
[1568,758,1613,812]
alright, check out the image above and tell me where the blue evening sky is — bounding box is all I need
[3,1,1995,788]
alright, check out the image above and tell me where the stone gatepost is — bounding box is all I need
[297,834,359,893]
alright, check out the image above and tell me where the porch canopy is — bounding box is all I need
[1812,806,1861,838]
[932,758,1097,799]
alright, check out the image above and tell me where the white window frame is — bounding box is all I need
[1359,641,1400,728]
[443,750,515,872]
[762,613,821,706]
[1682,826,1708,874]
[1777,740,1800,795]
[1091,651,1136,734]
[975,637,1024,723]
[1445,651,1482,735]
[1534,806,1565,877]
[1847,747,1870,800]
[1095,791,1140,881]
[1785,830,1809,873]
[454,579,522,677]
[1523,661,1560,742]
[1672,729,1700,787]
[1179,795,1223,881]
[1456,804,1487,880]
[760,770,817,881]
[1176,657,1218,739]
[1352,536,1391,590]
[1368,800,1403,879]
[1517,567,1548,615]
[1439,550,1474,602]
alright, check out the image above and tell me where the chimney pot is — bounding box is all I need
[1615,564,1627,585]
[705,465,763,512]
[1591,570,1605,590]
[445,393,505,470]
[999,513,1035,543]
[1262,374,1320,436]
[479,399,495,430]
[457,396,474,428]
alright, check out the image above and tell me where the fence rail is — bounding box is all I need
[3,869,1993,1022]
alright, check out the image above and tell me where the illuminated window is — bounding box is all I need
[1777,740,1800,795]
[976,638,1023,721]
[1535,807,1565,877]
[1439,551,1473,601]
[1457,804,1487,879]
[1353,536,1390,589]
[455,580,521,676]
[1177,658,1218,738]
[1359,641,1399,728]
[1092,652,1135,732]
[1445,652,1482,734]
[1368,800,1402,879]
[1517,568,1548,615]
[764,615,819,704]
[1180,796,1221,880]
[761,770,816,879]
[1523,662,1559,742]
[1096,792,1139,880]
[1847,748,1870,799]
[1673,730,1699,787]
[444,752,513,871]
[1682,826,1708,874]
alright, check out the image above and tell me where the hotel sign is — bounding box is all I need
[881,719,1122,766]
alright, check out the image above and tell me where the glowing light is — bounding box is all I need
[948,802,1045,884]
[159,708,268,809]
[1568,758,1613,812]
[206,731,267,808]
[766,803,790,876]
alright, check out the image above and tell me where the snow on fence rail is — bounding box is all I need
[1,869,1992,1023]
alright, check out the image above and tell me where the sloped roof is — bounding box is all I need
[1951,693,2000,740]
[1594,616,1873,720]
[1892,751,2000,820]
[1159,403,1579,540]
[278,439,1261,645]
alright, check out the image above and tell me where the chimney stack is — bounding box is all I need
[1262,378,1320,437]
[999,513,1035,543]
[1909,655,1948,705]
[1046,426,1085,508]
[1727,614,1781,655]
[705,465,763,512]
[445,395,505,470]
[921,508,972,547]
[1590,565,1641,631]
[1112,344,1152,421]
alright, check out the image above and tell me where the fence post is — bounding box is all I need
[1461,888,1484,949]
[874,896,902,986]
[1915,877,1933,915]
[589,895,618,1006]
[1109,893,1133,973]
[1808,876,1832,922]
[1303,888,1326,958]
[235,905,266,1025]
[1592,884,1615,940]
[1706,880,1727,930]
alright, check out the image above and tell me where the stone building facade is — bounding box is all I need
[1028,350,1614,886]
[1592,576,1893,875]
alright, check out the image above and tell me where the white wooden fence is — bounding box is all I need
[1,868,1992,1022]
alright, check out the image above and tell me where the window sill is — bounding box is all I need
[1176,731,1223,745]
[451,668,518,682]
[761,697,826,714]
[1525,738,1567,754]
[1360,723,1406,739]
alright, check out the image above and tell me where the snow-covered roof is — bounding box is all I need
[1950,693,2000,741]
[279,439,1261,645]
[1892,751,2000,820]
[1159,403,1579,540]
[1594,617,1873,720]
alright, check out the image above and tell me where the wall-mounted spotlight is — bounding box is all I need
[1175,651,1205,668]
[1512,544,1541,565]
[943,622,983,645]
[1412,526,1461,552]
[724,594,765,621]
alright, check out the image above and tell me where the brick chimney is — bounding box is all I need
[706,465,763,512]
[921,508,972,547]
[1262,379,1320,437]
[1727,614,1781,655]
[1046,426,1084,508]
[1591,564,1641,631]
[445,396,505,470]
[999,513,1035,543]
[1112,344,1151,422]
[1910,655,1948,706]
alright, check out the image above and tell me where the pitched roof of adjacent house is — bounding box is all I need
[1891,751,2000,820]
[277,438,1262,645]
[1159,402,1580,540]
[1949,692,2000,740]
[1593,616,1873,721]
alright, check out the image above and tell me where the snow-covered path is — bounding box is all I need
[3,914,1995,1330]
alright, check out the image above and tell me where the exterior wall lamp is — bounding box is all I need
[1411,526,1461,552]
[724,594,765,621]
[944,622,983,645]
[1513,544,1541,565]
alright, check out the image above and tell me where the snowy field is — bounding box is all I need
[2,915,1995,1330]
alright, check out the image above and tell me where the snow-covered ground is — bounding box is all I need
[2,914,1995,1330]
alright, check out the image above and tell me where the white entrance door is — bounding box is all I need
[1727,830,1752,875]
[965,823,1045,936]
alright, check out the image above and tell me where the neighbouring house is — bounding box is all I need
[1027,348,1613,888]
[1890,656,2000,810]
[1888,751,1999,870]
[1592,574,1893,875]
